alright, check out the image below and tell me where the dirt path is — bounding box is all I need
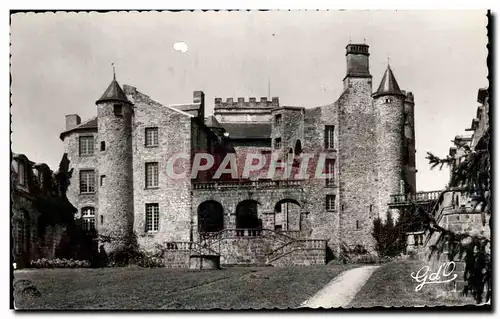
[300,265,379,309]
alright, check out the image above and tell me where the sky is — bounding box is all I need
[10,10,488,191]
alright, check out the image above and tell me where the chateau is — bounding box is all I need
[58,43,417,266]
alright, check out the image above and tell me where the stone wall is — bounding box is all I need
[192,184,304,237]
[163,250,191,268]
[125,86,194,251]
[301,104,340,254]
[269,249,326,267]
[336,76,378,253]
[63,131,98,221]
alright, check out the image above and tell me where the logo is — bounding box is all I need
[410,261,458,292]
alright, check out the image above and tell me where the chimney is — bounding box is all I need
[193,91,205,119]
[345,44,371,79]
[65,114,81,130]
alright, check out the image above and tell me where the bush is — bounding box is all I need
[30,258,91,268]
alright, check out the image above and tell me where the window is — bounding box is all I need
[114,104,122,116]
[100,141,105,151]
[274,225,283,231]
[100,175,106,187]
[82,207,95,231]
[275,114,282,125]
[274,138,282,149]
[80,170,96,193]
[324,126,335,149]
[145,127,159,147]
[18,161,27,186]
[356,220,360,230]
[79,136,94,156]
[326,195,336,211]
[370,204,373,213]
[146,204,160,232]
[326,159,335,187]
[100,215,104,225]
[15,220,25,255]
[145,162,159,188]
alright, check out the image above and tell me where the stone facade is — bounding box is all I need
[11,153,76,268]
[59,42,415,265]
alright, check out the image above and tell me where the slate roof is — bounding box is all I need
[221,122,271,139]
[373,65,404,98]
[204,115,223,129]
[59,117,98,140]
[96,78,131,104]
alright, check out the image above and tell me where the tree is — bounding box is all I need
[424,98,491,303]
[372,210,412,257]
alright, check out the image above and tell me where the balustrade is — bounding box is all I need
[192,179,302,190]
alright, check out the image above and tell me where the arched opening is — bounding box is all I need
[294,140,302,156]
[197,201,224,235]
[236,200,261,236]
[274,199,301,232]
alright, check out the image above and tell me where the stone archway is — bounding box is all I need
[235,200,261,235]
[274,199,301,231]
[197,200,224,235]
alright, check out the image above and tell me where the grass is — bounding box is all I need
[14,264,355,310]
[348,259,476,308]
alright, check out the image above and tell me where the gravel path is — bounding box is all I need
[300,265,380,309]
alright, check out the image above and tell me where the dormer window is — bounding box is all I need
[114,104,122,116]
[18,161,27,186]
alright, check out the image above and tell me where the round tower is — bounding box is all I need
[95,74,134,254]
[373,65,405,219]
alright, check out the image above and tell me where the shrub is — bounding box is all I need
[30,258,91,268]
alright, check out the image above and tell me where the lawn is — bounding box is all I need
[348,259,477,308]
[14,264,355,310]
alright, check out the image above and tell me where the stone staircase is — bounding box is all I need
[198,228,327,267]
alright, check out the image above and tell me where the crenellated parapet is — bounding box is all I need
[214,96,279,108]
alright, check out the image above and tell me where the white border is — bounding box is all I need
[2,1,497,318]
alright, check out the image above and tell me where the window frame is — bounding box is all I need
[274,114,282,126]
[326,195,336,211]
[145,162,159,189]
[79,170,96,194]
[325,159,335,187]
[274,137,282,150]
[18,161,27,186]
[79,136,95,157]
[113,104,123,116]
[145,127,159,148]
[145,203,160,233]
[81,207,96,231]
[324,125,335,150]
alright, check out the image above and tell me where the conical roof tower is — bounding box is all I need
[373,65,405,98]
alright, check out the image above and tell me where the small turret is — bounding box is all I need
[372,65,405,98]
[96,73,131,105]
